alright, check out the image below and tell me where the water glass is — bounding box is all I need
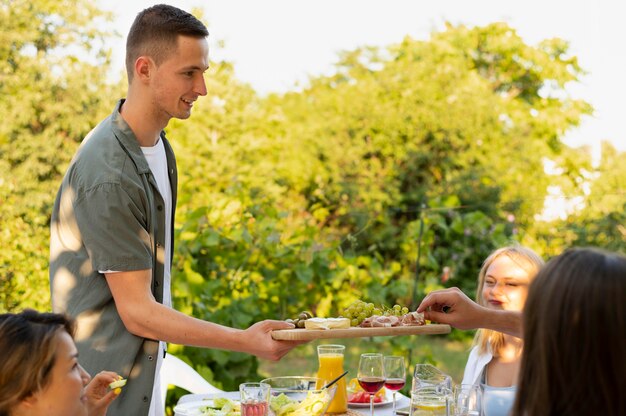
[409,386,452,416]
[240,382,270,416]
[412,364,452,391]
[453,384,481,416]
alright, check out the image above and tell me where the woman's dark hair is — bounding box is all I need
[513,247,626,416]
[0,309,75,416]
[125,4,209,81]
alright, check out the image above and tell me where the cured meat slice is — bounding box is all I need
[359,312,424,328]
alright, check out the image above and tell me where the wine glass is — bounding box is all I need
[358,353,385,416]
[384,356,406,415]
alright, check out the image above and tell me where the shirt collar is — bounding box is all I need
[110,99,153,174]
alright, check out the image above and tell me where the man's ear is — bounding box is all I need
[134,56,154,83]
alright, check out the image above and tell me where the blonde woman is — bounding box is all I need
[461,246,543,416]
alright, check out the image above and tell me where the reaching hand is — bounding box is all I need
[417,287,523,337]
[416,287,486,330]
[84,371,121,416]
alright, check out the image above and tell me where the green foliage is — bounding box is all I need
[528,141,626,256]
[0,0,120,312]
[165,22,592,390]
[2,5,622,409]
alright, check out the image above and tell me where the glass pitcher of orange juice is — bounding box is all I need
[316,344,348,414]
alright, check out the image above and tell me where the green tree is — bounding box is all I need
[0,0,118,312]
[164,22,591,390]
[528,141,626,256]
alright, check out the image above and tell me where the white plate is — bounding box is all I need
[174,399,239,416]
[348,393,392,408]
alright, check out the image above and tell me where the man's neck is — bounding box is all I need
[120,95,166,147]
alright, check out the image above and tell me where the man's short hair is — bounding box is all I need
[125,4,209,82]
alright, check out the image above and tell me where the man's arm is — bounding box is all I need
[105,270,302,361]
[416,287,523,338]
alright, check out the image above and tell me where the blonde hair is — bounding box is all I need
[473,245,544,356]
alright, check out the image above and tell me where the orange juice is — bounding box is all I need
[316,345,347,414]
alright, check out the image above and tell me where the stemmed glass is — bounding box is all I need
[358,353,385,416]
[384,356,406,416]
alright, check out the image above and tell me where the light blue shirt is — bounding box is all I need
[481,382,516,416]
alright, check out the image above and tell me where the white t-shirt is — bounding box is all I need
[142,138,173,416]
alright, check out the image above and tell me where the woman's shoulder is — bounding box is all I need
[462,346,493,386]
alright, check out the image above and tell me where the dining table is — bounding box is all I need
[174,390,411,416]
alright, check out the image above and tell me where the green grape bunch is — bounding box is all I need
[340,300,410,327]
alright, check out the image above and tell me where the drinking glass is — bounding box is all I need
[453,384,481,416]
[412,364,452,391]
[409,386,452,416]
[239,382,270,416]
[358,353,385,416]
[384,356,406,416]
[317,344,347,413]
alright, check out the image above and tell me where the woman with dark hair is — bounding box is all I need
[513,248,626,416]
[0,310,120,416]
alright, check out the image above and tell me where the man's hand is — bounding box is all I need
[106,270,309,355]
[84,371,121,416]
[242,320,307,361]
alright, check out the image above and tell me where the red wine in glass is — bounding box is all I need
[358,376,385,394]
[384,378,406,391]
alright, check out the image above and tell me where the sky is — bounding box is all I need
[98,0,626,155]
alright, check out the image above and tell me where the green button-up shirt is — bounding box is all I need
[50,100,178,415]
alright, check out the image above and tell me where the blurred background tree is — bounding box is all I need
[1,2,623,410]
[0,0,122,311]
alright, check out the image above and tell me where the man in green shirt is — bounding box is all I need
[50,5,300,415]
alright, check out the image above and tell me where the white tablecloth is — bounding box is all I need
[176,391,410,416]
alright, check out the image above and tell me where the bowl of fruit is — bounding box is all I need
[260,376,336,416]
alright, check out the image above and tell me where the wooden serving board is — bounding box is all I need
[270,324,450,341]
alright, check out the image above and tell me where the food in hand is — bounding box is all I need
[304,317,350,330]
[108,377,127,389]
[108,376,127,394]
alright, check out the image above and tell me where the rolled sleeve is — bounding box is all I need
[74,182,153,271]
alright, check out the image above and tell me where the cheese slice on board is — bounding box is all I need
[304,317,351,330]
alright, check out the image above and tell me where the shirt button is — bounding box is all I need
[157,205,163,211]
[148,355,154,361]
[156,242,162,248]
[143,396,148,402]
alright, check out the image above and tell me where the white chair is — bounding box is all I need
[160,352,223,410]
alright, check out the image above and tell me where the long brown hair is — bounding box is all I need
[474,245,544,356]
[513,247,626,416]
[0,309,75,416]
